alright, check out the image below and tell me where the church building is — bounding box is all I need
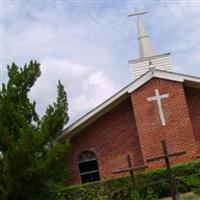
[57,10,200,185]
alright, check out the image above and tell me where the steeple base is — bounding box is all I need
[129,53,173,80]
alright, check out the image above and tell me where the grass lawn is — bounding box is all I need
[161,192,200,200]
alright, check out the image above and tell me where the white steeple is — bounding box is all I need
[128,9,173,79]
[137,16,155,58]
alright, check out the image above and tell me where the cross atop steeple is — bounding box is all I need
[128,9,155,58]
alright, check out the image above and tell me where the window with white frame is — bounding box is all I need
[78,151,100,183]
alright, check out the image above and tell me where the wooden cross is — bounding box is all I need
[146,140,186,200]
[113,155,147,191]
[147,89,169,126]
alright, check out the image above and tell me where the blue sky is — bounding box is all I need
[1,1,200,123]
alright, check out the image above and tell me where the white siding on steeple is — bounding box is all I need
[129,53,173,79]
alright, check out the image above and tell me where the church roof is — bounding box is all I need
[57,69,200,140]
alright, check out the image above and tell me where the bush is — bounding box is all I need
[185,174,200,195]
[129,190,159,200]
[62,160,200,200]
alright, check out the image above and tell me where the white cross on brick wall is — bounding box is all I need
[147,89,169,126]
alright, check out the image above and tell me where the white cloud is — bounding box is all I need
[71,70,117,119]
[29,58,118,123]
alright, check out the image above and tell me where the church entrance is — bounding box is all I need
[78,151,100,183]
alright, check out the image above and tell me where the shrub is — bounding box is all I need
[63,160,200,200]
[129,190,159,200]
[185,174,200,195]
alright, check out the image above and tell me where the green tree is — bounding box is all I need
[0,61,70,200]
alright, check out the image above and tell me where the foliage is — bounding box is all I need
[109,188,159,200]
[185,175,200,195]
[129,190,159,200]
[63,160,200,200]
[0,61,70,200]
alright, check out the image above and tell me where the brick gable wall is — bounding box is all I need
[184,86,200,154]
[130,78,198,169]
[67,98,143,185]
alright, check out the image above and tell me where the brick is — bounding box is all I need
[184,86,200,154]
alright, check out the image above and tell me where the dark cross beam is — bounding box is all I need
[146,140,186,200]
[113,155,147,191]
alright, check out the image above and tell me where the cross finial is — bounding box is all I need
[128,9,148,17]
[128,9,155,59]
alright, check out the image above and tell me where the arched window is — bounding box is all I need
[78,151,100,183]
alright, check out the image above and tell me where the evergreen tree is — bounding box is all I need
[0,61,70,200]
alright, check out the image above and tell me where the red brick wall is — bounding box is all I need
[184,86,200,154]
[67,98,143,185]
[131,78,198,169]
